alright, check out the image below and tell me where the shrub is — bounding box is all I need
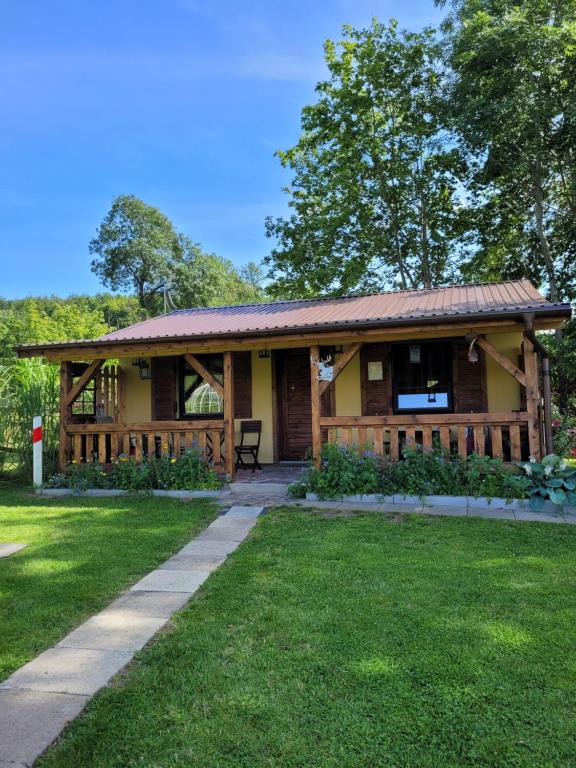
[299,443,530,501]
[45,449,221,491]
[519,454,576,509]
[302,443,382,499]
[552,415,576,459]
[147,448,221,490]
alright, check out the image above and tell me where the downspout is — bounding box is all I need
[523,315,553,455]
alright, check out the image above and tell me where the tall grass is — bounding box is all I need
[0,359,59,479]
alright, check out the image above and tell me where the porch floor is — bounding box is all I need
[232,463,307,485]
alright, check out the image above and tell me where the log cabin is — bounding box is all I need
[15,279,572,479]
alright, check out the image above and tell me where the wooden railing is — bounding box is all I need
[64,420,226,466]
[320,412,531,462]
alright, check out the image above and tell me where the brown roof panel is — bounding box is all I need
[98,279,568,342]
[14,279,571,356]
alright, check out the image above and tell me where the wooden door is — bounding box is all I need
[276,349,333,461]
[277,349,312,460]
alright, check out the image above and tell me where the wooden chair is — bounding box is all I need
[235,420,262,472]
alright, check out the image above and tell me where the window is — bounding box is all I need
[71,377,95,416]
[179,355,224,417]
[392,342,452,413]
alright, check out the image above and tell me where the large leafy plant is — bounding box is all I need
[519,455,576,509]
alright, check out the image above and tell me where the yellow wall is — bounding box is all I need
[235,351,274,464]
[484,333,522,412]
[119,360,151,422]
[335,346,362,416]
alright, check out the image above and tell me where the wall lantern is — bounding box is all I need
[332,345,344,355]
[409,344,421,364]
[467,338,479,364]
[258,349,271,359]
[138,358,152,380]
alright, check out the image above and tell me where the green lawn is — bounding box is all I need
[0,487,216,680]
[39,508,576,768]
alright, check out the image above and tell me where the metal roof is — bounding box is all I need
[14,280,572,355]
[99,279,569,342]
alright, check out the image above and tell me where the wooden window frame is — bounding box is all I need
[391,340,454,415]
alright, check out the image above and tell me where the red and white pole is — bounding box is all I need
[32,416,43,488]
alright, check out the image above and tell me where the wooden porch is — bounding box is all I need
[55,329,546,478]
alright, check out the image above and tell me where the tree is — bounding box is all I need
[439,0,576,302]
[265,19,466,298]
[90,195,181,313]
[90,195,267,312]
[169,237,266,309]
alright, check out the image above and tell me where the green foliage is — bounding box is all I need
[301,443,530,501]
[148,449,221,491]
[0,359,59,477]
[440,0,576,302]
[519,454,576,509]
[47,449,221,492]
[90,194,182,314]
[265,19,466,297]
[302,443,384,499]
[90,195,266,314]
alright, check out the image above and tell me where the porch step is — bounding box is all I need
[227,482,291,496]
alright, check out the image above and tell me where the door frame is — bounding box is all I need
[274,348,335,462]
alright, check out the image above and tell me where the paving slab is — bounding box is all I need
[178,539,240,556]
[0,689,89,766]
[0,542,27,558]
[223,505,265,516]
[1,647,133,696]
[211,514,259,528]
[100,589,192,618]
[130,568,212,593]
[57,613,167,652]
[514,509,566,523]
[196,525,254,542]
[159,554,226,571]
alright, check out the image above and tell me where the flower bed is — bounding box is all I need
[289,443,576,511]
[45,448,222,492]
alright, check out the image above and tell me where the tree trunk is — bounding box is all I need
[532,161,558,302]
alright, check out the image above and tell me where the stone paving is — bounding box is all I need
[0,505,263,768]
[0,543,27,559]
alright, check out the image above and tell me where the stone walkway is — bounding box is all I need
[0,505,263,768]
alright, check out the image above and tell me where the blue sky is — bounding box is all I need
[0,0,443,299]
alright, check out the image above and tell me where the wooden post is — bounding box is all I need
[59,361,72,472]
[223,351,235,480]
[523,335,542,461]
[310,345,322,468]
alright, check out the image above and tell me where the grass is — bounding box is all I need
[0,485,216,680]
[39,507,576,768]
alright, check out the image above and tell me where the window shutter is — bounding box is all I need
[452,339,486,413]
[151,357,177,420]
[233,352,252,419]
[360,343,392,416]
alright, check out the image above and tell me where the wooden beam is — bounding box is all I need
[310,345,322,468]
[320,412,528,427]
[223,351,235,480]
[184,353,224,399]
[59,361,72,471]
[319,342,362,397]
[66,419,225,433]
[64,359,104,407]
[474,336,526,387]
[523,335,542,460]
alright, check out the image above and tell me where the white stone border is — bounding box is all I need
[305,492,575,515]
[36,488,221,499]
